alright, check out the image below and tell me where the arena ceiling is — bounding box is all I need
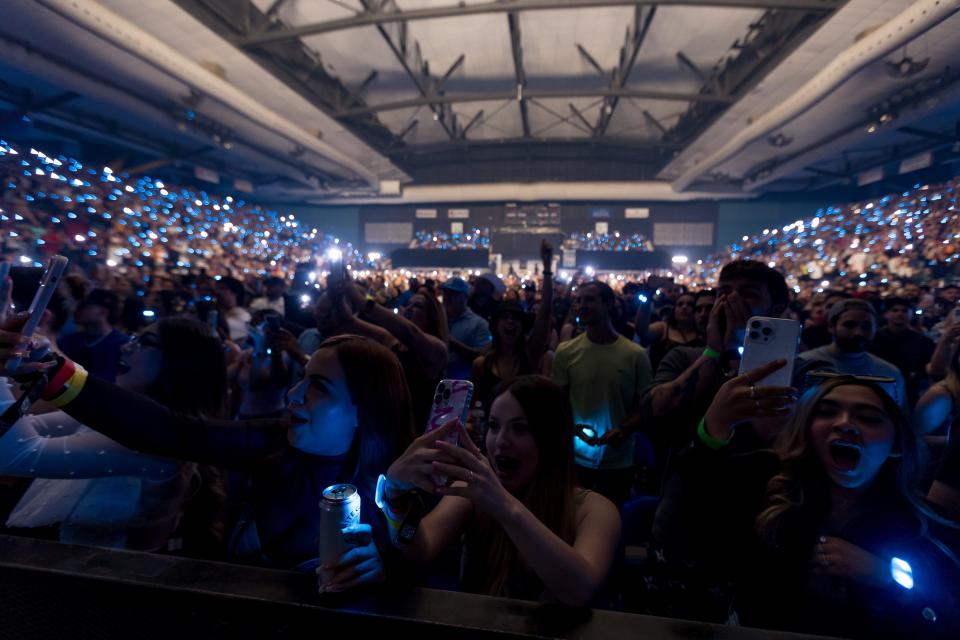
[0,0,958,202]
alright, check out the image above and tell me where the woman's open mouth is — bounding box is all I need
[828,439,861,472]
[494,455,521,475]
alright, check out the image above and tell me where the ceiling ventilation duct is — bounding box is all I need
[671,0,960,192]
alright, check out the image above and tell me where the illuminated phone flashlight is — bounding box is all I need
[915,309,923,315]
[737,346,744,356]
[142,310,156,318]
[638,293,648,304]
[890,557,914,590]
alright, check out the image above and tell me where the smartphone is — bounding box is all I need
[738,316,801,387]
[575,424,598,446]
[265,314,281,331]
[425,379,474,440]
[951,307,960,323]
[4,256,68,374]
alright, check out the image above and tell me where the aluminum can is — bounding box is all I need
[318,483,361,586]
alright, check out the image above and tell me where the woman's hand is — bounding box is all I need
[385,419,461,494]
[811,536,888,588]
[702,359,798,441]
[0,315,54,376]
[433,423,516,522]
[319,523,385,593]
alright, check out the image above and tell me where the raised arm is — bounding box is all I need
[341,281,447,380]
[0,411,178,480]
[927,322,960,381]
[526,240,554,364]
[36,362,285,468]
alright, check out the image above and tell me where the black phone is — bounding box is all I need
[265,314,281,331]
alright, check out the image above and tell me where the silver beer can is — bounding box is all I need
[318,483,361,586]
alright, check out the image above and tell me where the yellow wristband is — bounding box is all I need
[48,367,89,408]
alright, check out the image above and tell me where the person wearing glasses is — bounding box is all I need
[0,318,225,552]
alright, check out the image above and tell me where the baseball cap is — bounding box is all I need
[441,277,470,296]
[828,298,878,324]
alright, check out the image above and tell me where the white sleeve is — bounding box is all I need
[0,411,178,480]
[0,377,15,415]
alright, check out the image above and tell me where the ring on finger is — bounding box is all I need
[469,470,476,483]
[749,385,757,399]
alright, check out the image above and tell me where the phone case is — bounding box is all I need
[425,379,474,442]
[738,317,801,387]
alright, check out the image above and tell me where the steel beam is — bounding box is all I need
[596,6,656,135]
[338,86,733,117]
[358,0,461,139]
[234,0,842,47]
[507,12,531,137]
[568,103,596,134]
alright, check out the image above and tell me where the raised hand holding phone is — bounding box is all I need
[4,256,67,374]
[703,359,798,442]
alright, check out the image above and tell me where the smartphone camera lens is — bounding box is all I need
[761,327,772,336]
[751,320,762,329]
[749,331,760,340]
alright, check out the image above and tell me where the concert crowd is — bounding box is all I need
[1,138,959,638]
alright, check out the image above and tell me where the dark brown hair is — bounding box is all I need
[476,375,579,596]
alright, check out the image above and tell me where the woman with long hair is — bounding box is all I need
[471,242,553,416]
[0,318,226,552]
[636,291,703,371]
[658,362,960,637]
[0,322,416,591]
[380,375,621,605]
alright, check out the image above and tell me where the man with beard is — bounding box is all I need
[58,289,129,382]
[796,299,906,408]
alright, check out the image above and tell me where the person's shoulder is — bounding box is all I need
[869,352,904,376]
[556,333,587,353]
[575,489,619,526]
[797,345,828,360]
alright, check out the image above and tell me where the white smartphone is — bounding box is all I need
[738,316,801,387]
[4,256,68,374]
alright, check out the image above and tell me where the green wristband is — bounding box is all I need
[697,417,730,450]
[702,347,721,360]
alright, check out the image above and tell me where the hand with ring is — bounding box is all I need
[432,422,517,521]
[810,535,888,587]
[702,359,798,442]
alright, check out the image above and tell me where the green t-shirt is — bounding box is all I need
[552,333,652,469]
